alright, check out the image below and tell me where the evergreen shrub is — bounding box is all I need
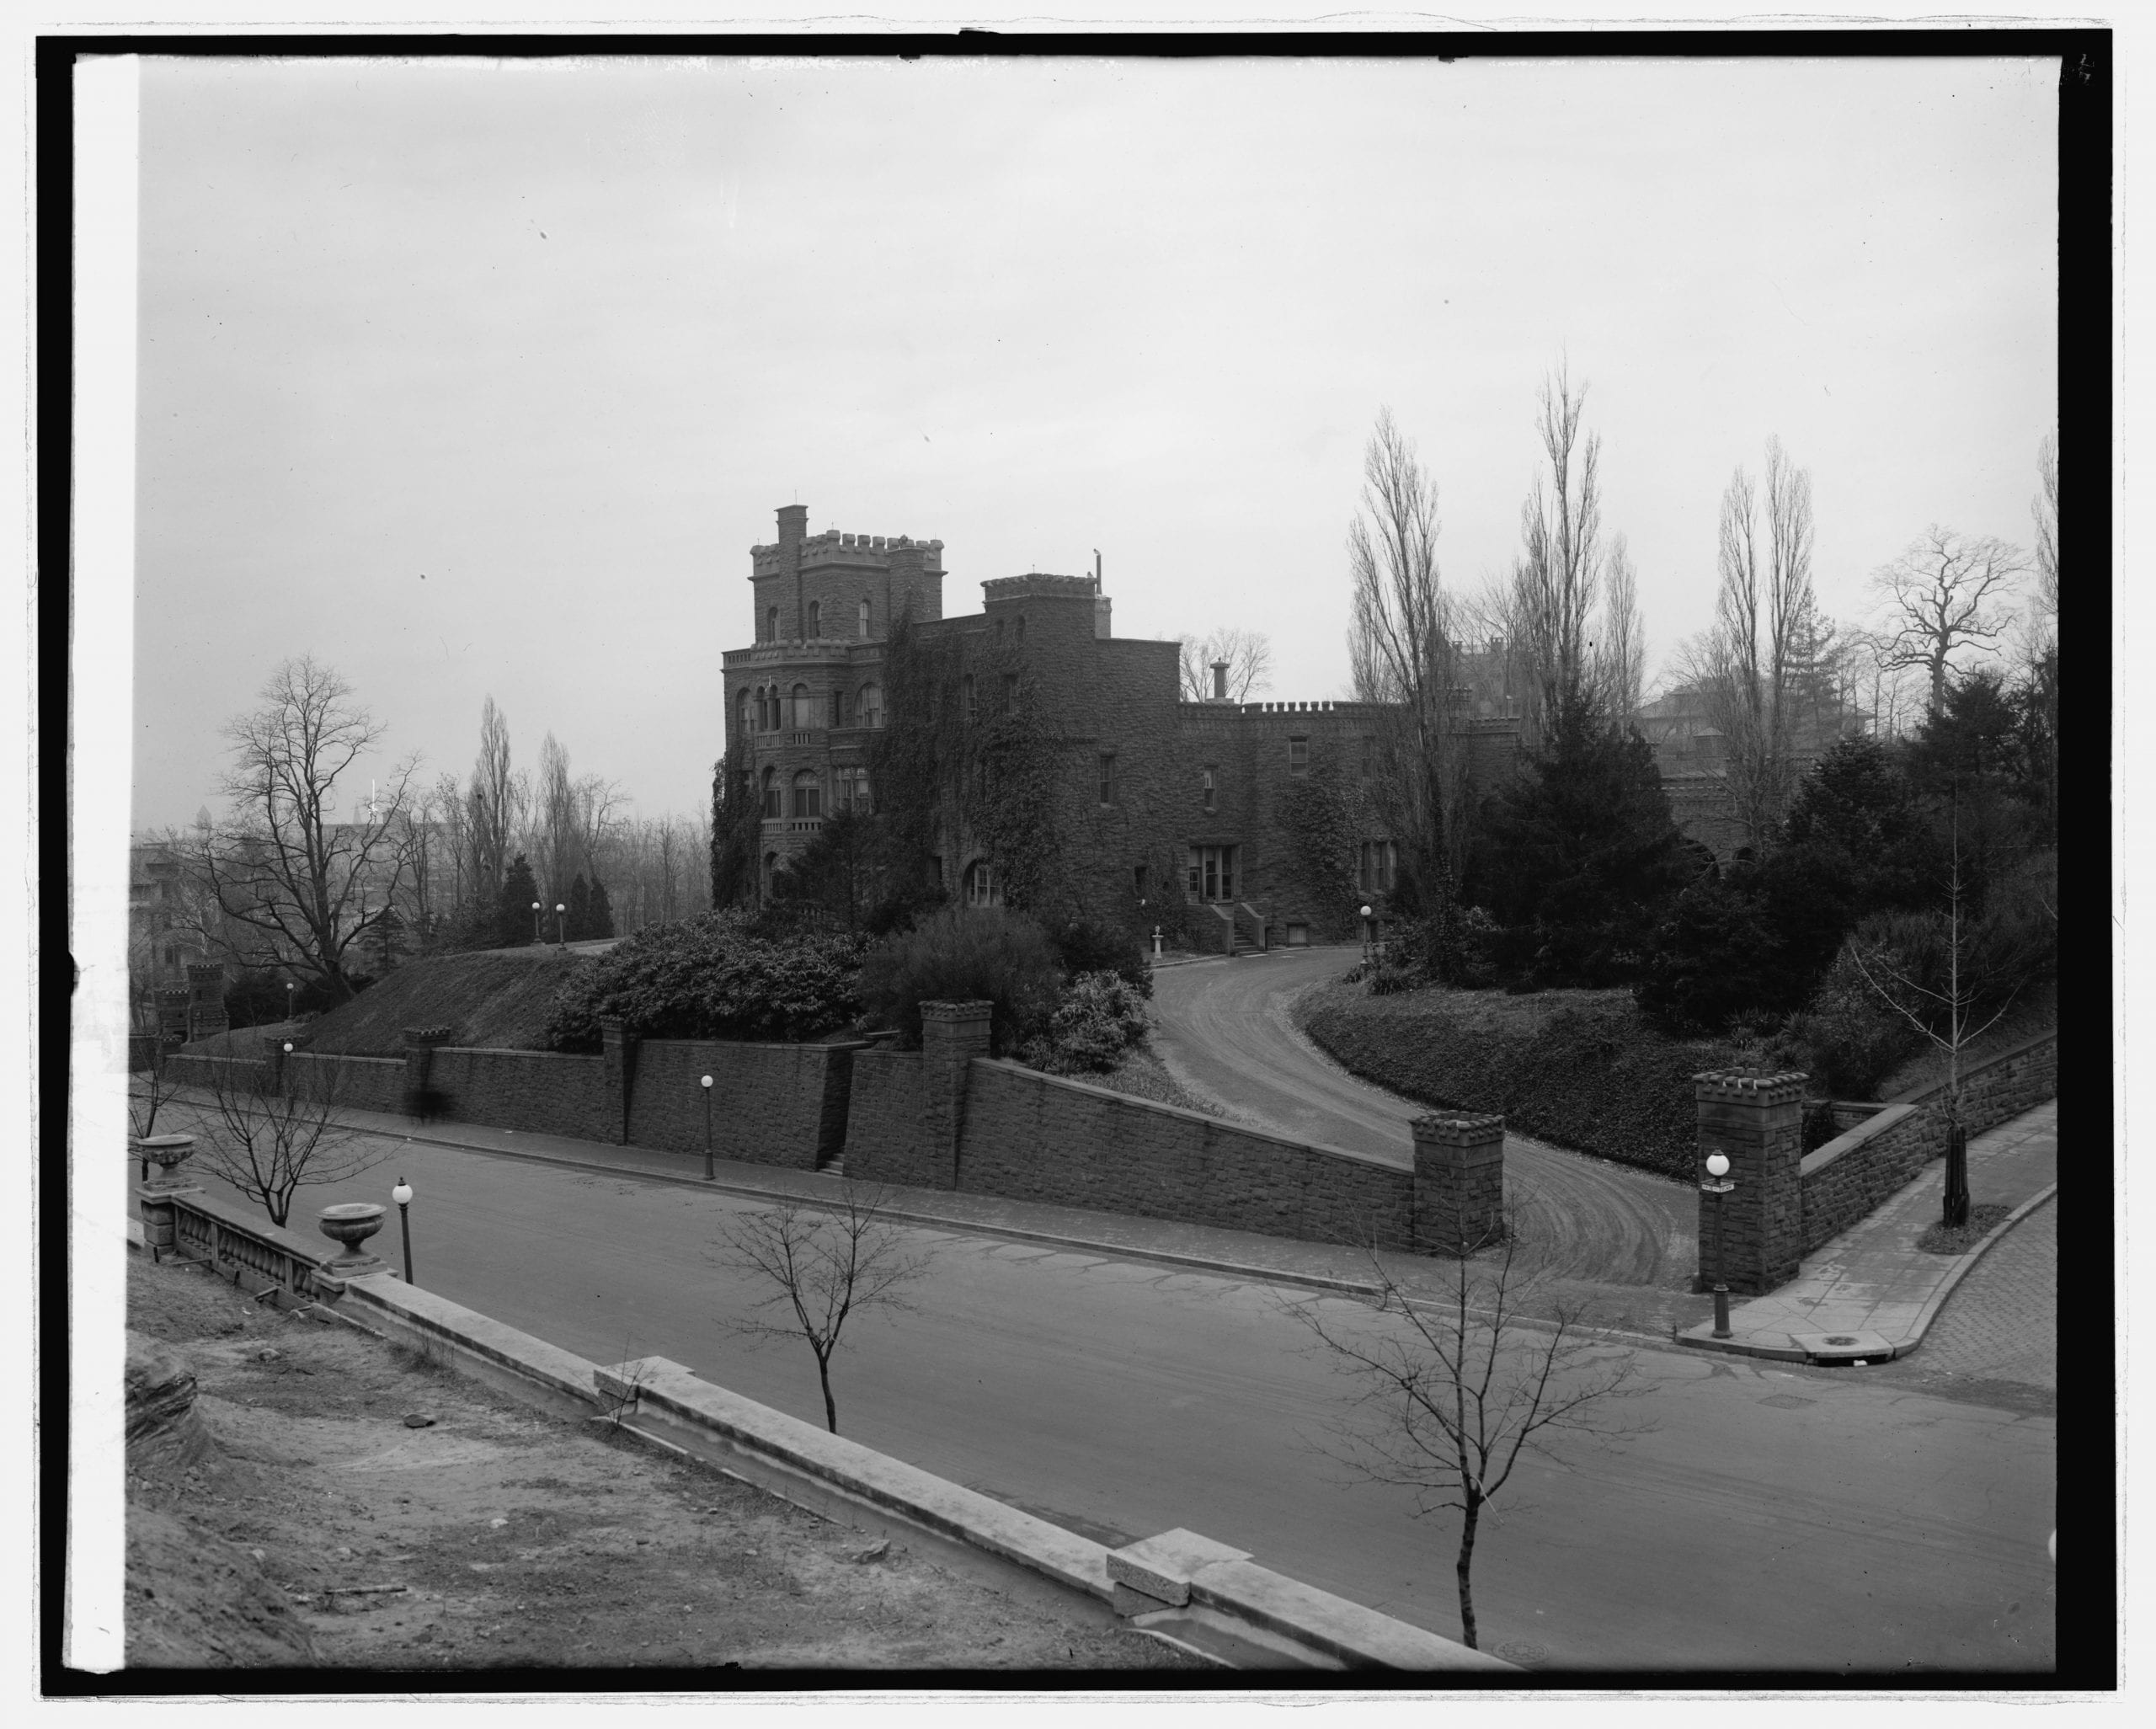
[1022,969,1150,1074]
[857,906,1064,1056]
[545,909,866,1051]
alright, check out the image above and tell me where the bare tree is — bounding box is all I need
[195,657,420,1002]
[178,1059,380,1229]
[533,732,577,905]
[465,696,521,914]
[1870,526,2028,715]
[1846,808,2026,1230]
[717,1184,933,1434]
[1508,363,1604,740]
[1348,407,1466,895]
[2031,430,2058,639]
[1591,533,1646,724]
[1688,438,1819,851]
[1287,1198,1649,1652]
[1177,627,1274,703]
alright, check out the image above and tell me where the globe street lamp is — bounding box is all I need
[531,900,542,943]
[555,903,567,946]
[1359,904,1374,968]
[701,1074,715,1180]
[1701,1150,1736,1339]
[391,1177,415,1285]
[285,979,296,1023]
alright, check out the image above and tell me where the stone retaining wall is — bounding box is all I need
[626,1038,860,1169]
[1797,1032,2057,1255]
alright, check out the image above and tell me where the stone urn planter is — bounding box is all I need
[318,1202,387,1276]
[133,1134,196,1188]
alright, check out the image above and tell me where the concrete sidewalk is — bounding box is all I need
[160,1089,1688,1337]
[1676,1100,2057,1366]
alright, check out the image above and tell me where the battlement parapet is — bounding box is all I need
[750,531,946,579]
[1693,1070,1808,1107]
[982,573,1097,604]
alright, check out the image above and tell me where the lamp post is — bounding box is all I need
[391,1177,415,1285]
[701,1074,715,1180]
[531,900,542,943]
[285,979,296,1023]
[555,902,567,946]
[1701,1150,1736,1338]
[1359,904,1374,967]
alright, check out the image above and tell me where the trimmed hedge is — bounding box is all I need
[1297,980,1742,1181]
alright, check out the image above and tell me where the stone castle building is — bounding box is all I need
[721,504,1524,948]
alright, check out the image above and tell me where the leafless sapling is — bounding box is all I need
[717,1182,933,1434]
[1287,1195,1650,1652]
[178,1055,381,1229]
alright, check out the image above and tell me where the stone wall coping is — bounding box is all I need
[1798,1102,1921,1181]
[285,1051,407,1069]
[595,1353,1118,1604]
[970,1057,1406,1174]
[1107,1529,1251,1604]
[1411,1113,1506,1139]
[1886,1028,2058,1109]
[1693,1070,1808,1099]
[921,1000,995,1020]
[1186,1558,1513,1673]
[305,1261,1513,1669]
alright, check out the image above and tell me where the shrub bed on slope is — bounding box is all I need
[1296,981,1742,1180]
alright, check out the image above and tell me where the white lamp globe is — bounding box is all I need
[1705,1152,1731,1178]
[701,1075,713,1089]
[1359,905,1373,919]
[392,1181,414,1206]
[283,1042,294,1054]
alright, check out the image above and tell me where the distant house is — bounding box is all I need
[1633,682,1872,859]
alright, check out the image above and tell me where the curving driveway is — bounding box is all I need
[1148,947,1700,1294]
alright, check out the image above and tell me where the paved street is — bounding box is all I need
[165,1114,2056,1673]
[1150,948,1701,1299]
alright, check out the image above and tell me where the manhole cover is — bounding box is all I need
[1494,1641,1546,1666]
[1824,1335,1860,1346]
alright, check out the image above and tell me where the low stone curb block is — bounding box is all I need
[1107,1528,1251,1605]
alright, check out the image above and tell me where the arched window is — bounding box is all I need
[760,767,780,819]
[808,600,821,638]
[766,604,780,642]
[857,599,871,638]
[964,860,1001,908]
[859,684,883,728]
[792,683,812,728]
[791,770,822,819]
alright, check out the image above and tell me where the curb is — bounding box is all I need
[243,1105,1671,1350]
[1674,1180,2059,1367]
[1890,1181,2058,1362]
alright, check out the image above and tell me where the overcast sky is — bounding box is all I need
[130,52,2058,835]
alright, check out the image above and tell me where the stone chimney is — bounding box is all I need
[775,504,807,552]
[1211,659,1230,702]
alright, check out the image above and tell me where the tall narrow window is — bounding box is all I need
[1201,767,1216,814]
[791,770,822,819]
[1289,736,1310,776]
[858,599,872,638]
[829,690,845,728]
[859,684,883,728]
[1098,754,1117,805]
[808,600,821,638]
[736,687,750,736]
[766,605,779,642]
[760,768,781,819]
[1133,864,1148,900]
[792,683,812,728]
[1001,673,1018,713]
[965,861,1001,907]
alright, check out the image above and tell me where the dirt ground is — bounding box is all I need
[125,1251,1208,1673]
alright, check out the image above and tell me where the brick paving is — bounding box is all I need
[1870,1193,2057,1401]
